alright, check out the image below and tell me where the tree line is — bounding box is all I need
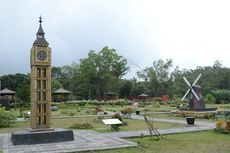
[1,47,230,104]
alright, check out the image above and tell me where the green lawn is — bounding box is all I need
[82,131,230,153]
[0,117,184,133]
[145,113,216,122]
[206,103,230,109]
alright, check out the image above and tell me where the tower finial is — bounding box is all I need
[39,16,42,24]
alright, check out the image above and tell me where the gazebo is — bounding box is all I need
[104,91,118,100]
[137,93,150,101]
[0,88,16,109]
[52,88,71,102]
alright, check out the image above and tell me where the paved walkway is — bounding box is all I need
[101,114,215,138]
[1,115,216,153]
[1,130,138,153]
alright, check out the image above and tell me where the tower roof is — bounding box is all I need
[33,16,49,46]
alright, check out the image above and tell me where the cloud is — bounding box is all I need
[1,0,230,78]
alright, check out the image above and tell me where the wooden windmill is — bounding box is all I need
[181,73,206,110]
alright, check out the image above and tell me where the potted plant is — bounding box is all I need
[135,110,141,115]
[186,116,195,125]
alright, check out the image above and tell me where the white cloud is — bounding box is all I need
[1,0,230,77]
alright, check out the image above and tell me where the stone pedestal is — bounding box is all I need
[11,129,74,145]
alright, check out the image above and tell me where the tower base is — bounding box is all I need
[11,128,74,145]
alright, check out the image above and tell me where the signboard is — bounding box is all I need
[102,119,122,125]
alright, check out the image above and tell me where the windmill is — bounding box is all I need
[181,73,206,110]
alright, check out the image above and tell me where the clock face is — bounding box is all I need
[37,51,47,61]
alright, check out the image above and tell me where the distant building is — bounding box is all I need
[0,88,16,109]
[52,88,71,102]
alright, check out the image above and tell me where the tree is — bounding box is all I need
[137,59,174,97]
[0,73,30,91]
[16,81,30,108]
[119,79,132,97]
[76,47,129,99]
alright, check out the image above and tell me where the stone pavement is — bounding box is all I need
[103,114,215,138]
[1,115,216,153]
[131,114,215,128]
[1,130,138,153]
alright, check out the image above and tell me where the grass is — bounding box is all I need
[206,103,230,109]
[145,113,216,122]
[81,131,230,153]
[0,117,184,133]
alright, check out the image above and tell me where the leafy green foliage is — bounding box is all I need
[0,73,30,108]
[112,113,123,122]
[212,90,230,104]
[204,93,216,103]
[137,59,174,97]
[0,108,16,127]
[16,81,30,108]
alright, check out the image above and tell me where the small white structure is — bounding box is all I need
[102,119,122,125]
[102,119,122,131]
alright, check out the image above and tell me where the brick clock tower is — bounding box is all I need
[30,17,51,130]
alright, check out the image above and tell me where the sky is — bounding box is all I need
[1,0,230,79]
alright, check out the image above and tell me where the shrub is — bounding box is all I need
[94,107,103,114]
[225,121,230,131]
[215,120,230,134]
[0,108,16,128]
[69,123,93,129]
[153,97,162,102]
[216,120,225,130]
[212,89,230,104]
[204,93,216,103]
[112,113,123,122]
[23,112,30,120]
[203,114,213,119]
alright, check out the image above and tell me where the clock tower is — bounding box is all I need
[30,17,51,130]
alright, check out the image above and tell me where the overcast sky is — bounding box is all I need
[1,0,230,78]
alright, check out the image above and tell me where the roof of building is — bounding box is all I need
[52,88,71,94]
[138,93,149,97]
[0,88,16,94]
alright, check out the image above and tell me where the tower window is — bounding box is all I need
[37,80,41,89]
[43,115,46,125]
[43,104,46,113]
[37,68,41,78]
[42,68,46,78]
[37,104,41,113]
[43,80,46,89]
[37,92,41,101]
[43,92,46,101]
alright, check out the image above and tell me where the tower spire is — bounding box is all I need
[39,16,42,24]
[33,16,49,46]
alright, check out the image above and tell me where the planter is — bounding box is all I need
[186,117,195,125]
[135,111,141,115]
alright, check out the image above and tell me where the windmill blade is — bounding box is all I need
[181,88,191,101]
[183,77,192,88]
[192,73,202,86]
[191,89,200,101]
